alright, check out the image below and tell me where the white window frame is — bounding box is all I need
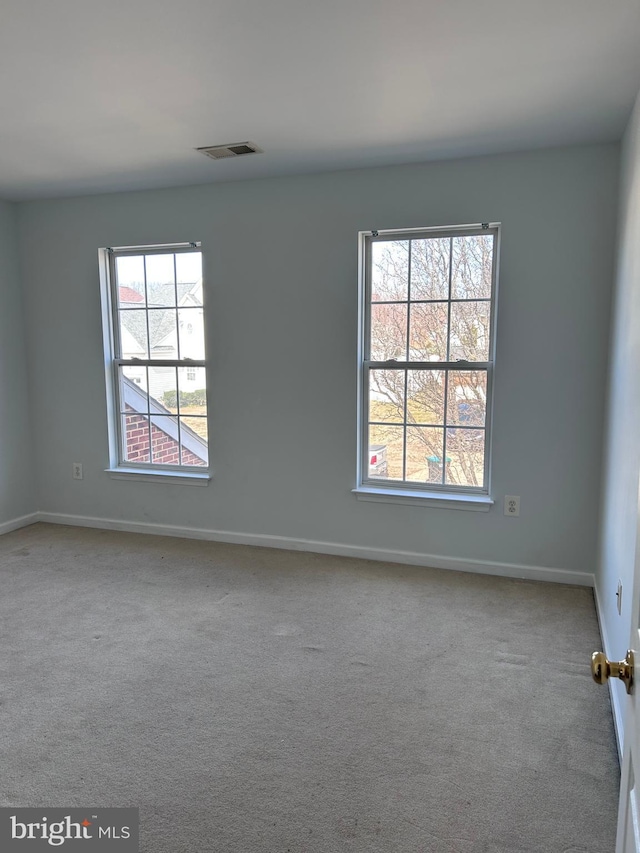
[98,241,210,483]
[354,223,500,510]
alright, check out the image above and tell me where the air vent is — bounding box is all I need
[196,141,263,160]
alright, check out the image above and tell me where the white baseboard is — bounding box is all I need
[35,510,594,587]
[593,582,624,760]
[0,512,39,536]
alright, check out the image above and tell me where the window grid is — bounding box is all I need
[107,244,208,472]
[360,225,498,494]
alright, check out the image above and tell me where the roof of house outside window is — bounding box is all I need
[118,280,201,355]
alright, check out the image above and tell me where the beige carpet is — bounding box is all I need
[0,523,619,852]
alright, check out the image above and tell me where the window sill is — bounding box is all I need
[352,486,493,511]
[106,467,211,486]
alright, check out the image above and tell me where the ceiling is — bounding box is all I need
[1,0,639,200]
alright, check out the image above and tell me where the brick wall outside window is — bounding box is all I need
[124,407,205,467]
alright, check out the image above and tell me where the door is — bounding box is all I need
[616,641,640,850]
[612,504,640,851]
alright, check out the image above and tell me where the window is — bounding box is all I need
[357,224,499,500]
[99,242,209,474]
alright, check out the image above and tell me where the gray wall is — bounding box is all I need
[598,90,640,716]
[0,200,34,525]
[18,143,618,573]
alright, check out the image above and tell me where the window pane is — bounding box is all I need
[179,280,203,308]
[176,251,202,288]
[447,371,487,427]
[145,253,176,307]
[407,370,445,425]
[148,309,178,359]
[452,235,493,299]
[370,303,407,361]
[371,240,409,302]
[445,429,485,488]
[369,369,404,424]
[406,427,445,484]
[178,366,207,404]
[181,416,208,442]
[368,424,404,480]
[116,256,146,308]
[409,302,448,361]
[449,301,491,361]
[410,237,450,300]
[119,309,148,358]
[148,366,177,413]
[178,308,205,359]
[180,417,209,468]
[149,415,181,465]
[122,413,150,464]
[119,365,149,414]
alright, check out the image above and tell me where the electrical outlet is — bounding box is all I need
[504,495,520,517]
[617,579,623,615]
[72,462,83,480]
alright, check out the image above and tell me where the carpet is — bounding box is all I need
[0,523,619,852]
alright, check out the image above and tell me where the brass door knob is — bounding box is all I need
[591,649,634,694]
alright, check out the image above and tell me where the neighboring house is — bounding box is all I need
[119,279,205,401]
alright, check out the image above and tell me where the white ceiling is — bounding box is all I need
[1,0,639,200]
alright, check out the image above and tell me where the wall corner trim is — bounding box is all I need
[0,512,39,536]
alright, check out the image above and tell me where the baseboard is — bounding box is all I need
[35,510,594,587]
[0,512,39,536]
[593,582,624,760]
